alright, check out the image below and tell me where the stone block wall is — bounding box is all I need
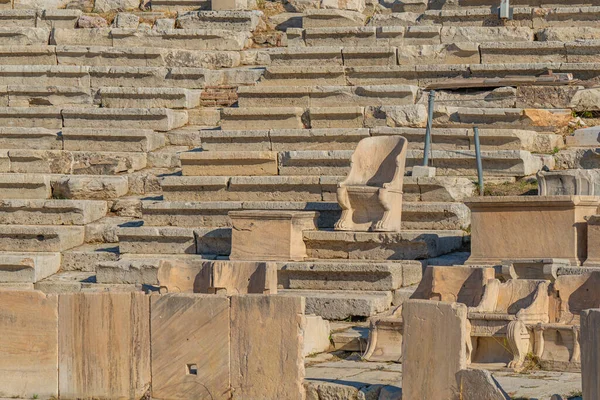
[0,290,306,400]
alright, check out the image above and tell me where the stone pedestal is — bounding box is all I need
[581,308,600,399]
[465,196,600,266]
[585,215,600,267]
[229,210,318,261]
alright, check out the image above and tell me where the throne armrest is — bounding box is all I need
[469,279,500,313]
[516,281,550,324]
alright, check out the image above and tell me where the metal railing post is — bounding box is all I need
[473,126,484,196]
[423,90,435,167]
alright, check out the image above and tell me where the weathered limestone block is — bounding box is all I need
[0,27,49,46]
[8,85,93,107]
[456,369,509,400]
[397,42,480,65]
[62,108,188,132]
[441,26,533,43]
[302,9,366,28]
[0,290,58,399]
[78,15,109,28]
[365,104,428,128]
[585,217,600,267]
[334,136,407,232]
[151,294,230,400]
[465,196,600,265]
[221,107,305,130]
[158,259,277,294]
[180,150,278,176]
[98,87,200,109]
[320,0,365,12]
[94,0,140,11]
[230,295,306,400]
[58,292,150,399]
[117,226,196,254]
[0,225,84,252]
[402,300,468,400]
[581,308,600,399]
[430,266,495,304]
[114,12,140,28]
[567,126,600,146]
[62,128,164,152]
[0,252,61,283]
[176,10,263,31]
[229,210,317,261]
[304,314,330,356]
[112,28,251,51]
[212,0,250,10]
[51,175,129,200]
[537,169,600,196]
[51,27,112,46]
[39,9,83,29]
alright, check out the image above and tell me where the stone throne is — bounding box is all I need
[334,136,407,232]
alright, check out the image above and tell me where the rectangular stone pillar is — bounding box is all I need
[465,196,600,265]
[58,292,151,398]
[581,308,600,399]
[402,300,468,400]
[229,210,318,261]
[151,294,230,399]
[0,290,58,399]
[230,295,306,399]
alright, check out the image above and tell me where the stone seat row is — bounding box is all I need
[0,86,201,109]
[176,148,546,177]
[375,6,600,27]
[260,62,600,86]
[9,42,600,69]
[288,25,600,47]
[0,65,261,89]
[179,127,559,153]
[219,105,571,133]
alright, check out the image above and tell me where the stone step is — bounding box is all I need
[433,0,600,8]
[150,0,210,11]
[140,200,470,230]
[291,26,536,47]
[0,252,60,283]
[279,289,392,320]
[116,226,230,255]
[0,10,37,27]
[220,107,306,130]
[95,253,214,285]
[0,173,51,199]
[432,106,572,131]
[371,127,562,153]
[264,46,397,67]
[303,229,466,260]
[61,108,187,132]
[0,225,84,252]
[0,128,60,150]
[50,175,129,200]
[61,243,119,272]
[277,260,423,291]
[33,271,142,294]
[186,128,369,151]
[7,149,147,175]
[237,85,419,108]
[56,45,240,69]
[180,150,279,176]
[6,85,92,107]
[0,45,56,65]
[2,65,233,93]
[0,107,62,128]
[176,10,264,32]
[61,128,166,152]
[0,199,107,225]
[0,27,49,46]
[110,28,251,51]
[302,10,367,29]
[97,87,200,109]
[419,5,600,27]
[159,175,476,202]
[279,149,545,177]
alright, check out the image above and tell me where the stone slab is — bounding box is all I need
[0,290,58,399]
[151,294,230,400]
[230,295,305,400]
[0,252,61,283]
[58,292,151,399]
[402,300,468,400]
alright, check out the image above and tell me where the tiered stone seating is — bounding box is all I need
[0,0,594,320]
